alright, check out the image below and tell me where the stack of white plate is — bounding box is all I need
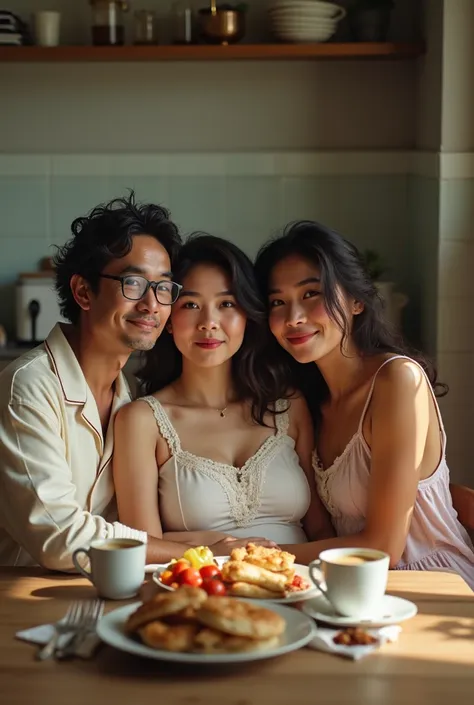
[269,0,346,43]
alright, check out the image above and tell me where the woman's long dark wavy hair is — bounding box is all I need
[255,220,447,424]
[138,234,291,426]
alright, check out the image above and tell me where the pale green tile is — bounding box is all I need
[107,177,170,213]
[228,231,271,259]
[168,176,225,237]
[338,175,408,232]
[225,177,281,242]
[440,179,474,241]
[282,177,340,230]
[50,176,109,247]
[0,177,48,238]
[0,236,50,282]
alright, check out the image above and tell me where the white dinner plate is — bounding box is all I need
[152,557,320,604]
[302,593,418,628]
[97,600,316,664]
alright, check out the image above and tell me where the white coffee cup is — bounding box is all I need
[33,11,61,47]
[309,548,390,618]
[72,538,146,600]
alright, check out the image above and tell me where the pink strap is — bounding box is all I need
[357,356,446,452]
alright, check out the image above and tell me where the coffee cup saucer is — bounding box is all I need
[301,593,417,628]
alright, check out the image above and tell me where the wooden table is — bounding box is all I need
[0,568,472,705]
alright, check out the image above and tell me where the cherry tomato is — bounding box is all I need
[171,559,191,579]
[199,565,221,580]
[202,579,227,596]
[160,569,174,586]
[177,567,203,588]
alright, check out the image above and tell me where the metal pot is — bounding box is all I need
[198,9,245,45]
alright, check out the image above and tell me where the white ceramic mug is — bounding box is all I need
[309,548,390,618]
[33,11,61,47]
[72,538,146,600]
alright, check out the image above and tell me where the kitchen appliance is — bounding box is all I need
[16,274,65,344]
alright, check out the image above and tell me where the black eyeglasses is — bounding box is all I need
[100,274,183,305]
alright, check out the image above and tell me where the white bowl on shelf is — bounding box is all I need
[273,29,337,42]
[270,0,346,20]
[272,21,336,31]
[270,16,338,29]
[270,26,338,42]
[270,12,340,23]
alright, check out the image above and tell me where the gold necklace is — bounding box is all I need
[174,386,229,418]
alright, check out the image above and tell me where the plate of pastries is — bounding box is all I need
[97,584,316,664]
[152,543,319,603]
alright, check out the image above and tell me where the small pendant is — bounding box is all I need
[220,409,226,418]
[236,472,242,483]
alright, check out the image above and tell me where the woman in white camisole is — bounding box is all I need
[113,235,334,548]
[255,221,474,589]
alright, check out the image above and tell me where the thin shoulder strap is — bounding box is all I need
[358,355,411,433]
[139,395,182,455]
[274,398,290,435]
[357,356,446,450]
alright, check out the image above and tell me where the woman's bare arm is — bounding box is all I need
[281,361,431,566]
[289,395,335,541]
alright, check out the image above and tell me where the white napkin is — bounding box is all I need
[16,624,101,659]
[307,625,401,660]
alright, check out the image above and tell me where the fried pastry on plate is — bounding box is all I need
[126,585,207,633]
[221,560,288,593]
[193,628,280,654]
[138,621,200,652]
[230,543,295,573]
[196,596,286,639]
[227,581,285,599]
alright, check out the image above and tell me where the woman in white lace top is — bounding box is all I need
[113,235,333,548]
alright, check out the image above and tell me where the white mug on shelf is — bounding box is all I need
[309,547,390,618]
[33,11,61,47]
[72,538,147,600]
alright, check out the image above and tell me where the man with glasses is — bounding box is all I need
[0,193,199,570]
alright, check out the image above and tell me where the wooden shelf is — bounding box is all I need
[0,42,424,62]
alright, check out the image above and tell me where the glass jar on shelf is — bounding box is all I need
[90,0,128,46]
[134,10,157,45]
[171,0,195,45]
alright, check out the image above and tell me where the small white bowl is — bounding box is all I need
[270,14,337,32]
[271,0,346,20]
[272,21,336,32]
[273,27,336,42]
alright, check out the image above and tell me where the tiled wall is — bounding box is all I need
[437,177,474,487]
[407,167,474,486]
[407,175,440,353]
[0,152,412,338]
[1,150,473,485]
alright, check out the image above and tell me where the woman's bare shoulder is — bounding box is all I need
[376,356,425,386]
[115,397,158,427]
[372,357,429,405]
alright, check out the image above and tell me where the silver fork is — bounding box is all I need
[36,601,83,661]
[56,599,104,660]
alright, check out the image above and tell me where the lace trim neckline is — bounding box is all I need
[165,433,294,474]
[313,432,361,475]
[142,395,293,473]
